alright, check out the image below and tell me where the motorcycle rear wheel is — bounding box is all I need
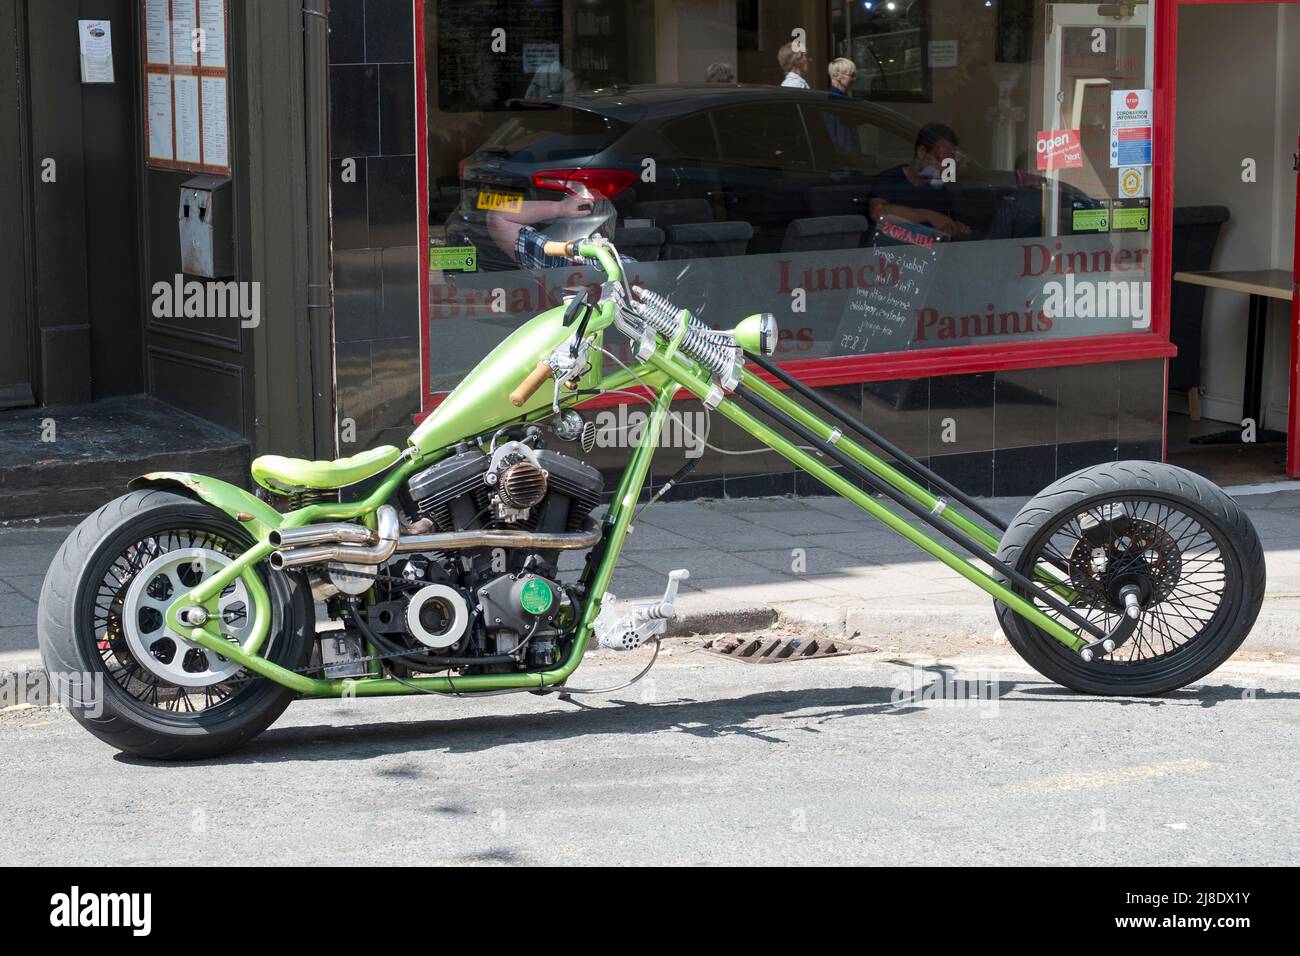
[994,462,1265,695]
[38,489,314,759]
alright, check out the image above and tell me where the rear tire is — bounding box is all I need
[38,490,314,759]
[995,462,1264,695]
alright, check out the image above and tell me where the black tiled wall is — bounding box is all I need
[329,0,422,451]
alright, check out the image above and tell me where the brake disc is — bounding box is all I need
[1067,513,1182,610]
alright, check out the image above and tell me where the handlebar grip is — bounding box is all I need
[543,239,576,258]
[510,362,554,406]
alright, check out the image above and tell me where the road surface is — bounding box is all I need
[4,638,1298,866]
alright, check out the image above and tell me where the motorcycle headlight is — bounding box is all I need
[733,313,778,356]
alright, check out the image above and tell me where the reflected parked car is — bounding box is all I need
[447,84,1088,271]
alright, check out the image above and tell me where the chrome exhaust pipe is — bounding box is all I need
[391,516,602,554]
[270,505,400,571]
[269,513,602,570]
[269,522,380,549]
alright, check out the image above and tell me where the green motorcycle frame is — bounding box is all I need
[39,238,1266,757]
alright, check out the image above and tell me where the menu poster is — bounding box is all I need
[173,74,201,164]
[142,0,231,176]
[198,0,227,69]
[200,77,229,168]
[146,73,174,160]
[78,20,116,84]
[145,0,170,64]
[170,6,197,67]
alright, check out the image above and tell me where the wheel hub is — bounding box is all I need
[1068,515,1182,611]
[121,548,253,687]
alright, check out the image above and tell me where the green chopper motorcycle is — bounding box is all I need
[38,238,1265,759]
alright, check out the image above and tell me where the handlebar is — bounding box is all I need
[542,239,623,285]
[510,238,629,404]
[513,237,767,405]
[509,361,554,407]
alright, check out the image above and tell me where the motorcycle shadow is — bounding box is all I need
[123,669,1295,765]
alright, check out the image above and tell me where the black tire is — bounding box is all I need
[995,461,1265,695]
[38,489,314,759]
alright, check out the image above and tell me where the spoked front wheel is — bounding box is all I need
[995,462,1265,695]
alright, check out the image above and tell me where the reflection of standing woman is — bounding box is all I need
[778,43,809,88]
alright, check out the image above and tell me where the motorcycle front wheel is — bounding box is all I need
[38,489,314,759]
[994,462,1265,695]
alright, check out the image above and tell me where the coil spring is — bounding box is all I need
[633,286,737,379]
[258,487,339,514]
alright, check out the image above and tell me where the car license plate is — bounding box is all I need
[476,189,523,213]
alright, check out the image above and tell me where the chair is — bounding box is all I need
[663,221,752,259]
[630,198,714,229]
[780,215,870,253]
[805,185,873,220]
[614,226,665,262]
[1170,206,1230,420]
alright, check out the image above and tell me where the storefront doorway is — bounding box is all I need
[1164,0,1300,484]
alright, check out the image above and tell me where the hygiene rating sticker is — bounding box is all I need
[1070,199,1111,234]
[430,244,477,273]
[1112,198,1151,233]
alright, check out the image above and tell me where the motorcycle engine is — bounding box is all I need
[349,431,603,675]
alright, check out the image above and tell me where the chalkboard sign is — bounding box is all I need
[436,0,564,113]
[833,225,941,355]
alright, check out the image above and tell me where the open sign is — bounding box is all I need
[1035,128,1083,171]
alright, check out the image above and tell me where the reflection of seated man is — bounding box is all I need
[525,59,577,100]
[487,188,629,270]
[868,122,972,240]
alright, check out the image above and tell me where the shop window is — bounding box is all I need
[424,0,1158,397]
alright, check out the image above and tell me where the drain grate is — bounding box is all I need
[702,633,865,664]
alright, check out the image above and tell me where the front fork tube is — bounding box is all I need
[647,353,1087,653]
[169,385,679,697]
[741,371,1000,549]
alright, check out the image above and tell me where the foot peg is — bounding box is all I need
[594,569,689,651]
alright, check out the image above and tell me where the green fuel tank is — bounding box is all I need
[408,300,610,454]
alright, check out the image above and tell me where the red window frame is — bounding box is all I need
[415,0,1181,418]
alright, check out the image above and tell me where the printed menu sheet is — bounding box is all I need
[143,0,231,175]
